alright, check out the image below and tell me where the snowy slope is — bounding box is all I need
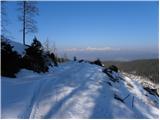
[1,62,159,119]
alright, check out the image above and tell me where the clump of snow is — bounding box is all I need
[123,72,159,89]
[1,62,159,119]
[5,39,27,55]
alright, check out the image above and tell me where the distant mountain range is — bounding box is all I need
[59,50,158,61]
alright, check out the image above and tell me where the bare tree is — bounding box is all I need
[44,38,50,52]
[17,1,38,45]
[44,38,57,53]
[1,1,8,36]
[52,41,57,56]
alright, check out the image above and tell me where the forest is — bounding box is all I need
[103,59,159,84]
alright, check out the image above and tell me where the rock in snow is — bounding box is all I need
[1,62,159,119]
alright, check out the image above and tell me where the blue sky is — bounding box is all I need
[4,1,159,60]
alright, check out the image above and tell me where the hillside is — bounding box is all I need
[103,59,159,84]
[1,39,159,118]
[1,1,158,119]
[2,61,159,119]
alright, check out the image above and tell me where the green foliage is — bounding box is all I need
[92,59,103,67]
[108,65,118,72]
[1,36,22,77]
[48,52,58,66]
[1,36,60,77]
[22,37,49,73]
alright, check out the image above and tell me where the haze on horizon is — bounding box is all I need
[5,1,158,61]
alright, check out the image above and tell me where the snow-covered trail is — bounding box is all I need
[1,62,159,119]
[28,62,108,119]
[2,62,105,118]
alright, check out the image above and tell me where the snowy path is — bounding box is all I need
[29,62,107,118]
[1,62,159,119]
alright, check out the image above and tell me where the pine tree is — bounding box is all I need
[22,37,49,73]
[1,36,22,77]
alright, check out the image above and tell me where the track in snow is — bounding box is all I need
[1,62,159,119]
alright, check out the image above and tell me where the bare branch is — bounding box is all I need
[17,1,39,44]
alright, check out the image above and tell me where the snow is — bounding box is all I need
[5,39,27,55]
[1,61,159,119]
[123,72,159,89]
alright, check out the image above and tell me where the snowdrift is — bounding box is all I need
[1,61,159,119]
[5,38,27,55]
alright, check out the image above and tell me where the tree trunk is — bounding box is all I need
[23,1,26,45]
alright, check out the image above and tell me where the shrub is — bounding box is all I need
[22,37,49,73]
[74,56,77,61]
[1,37,22,77]
[78,59,84,63]
[108,65,118,72]
[48,52,58,66]
[93,59,103,67]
